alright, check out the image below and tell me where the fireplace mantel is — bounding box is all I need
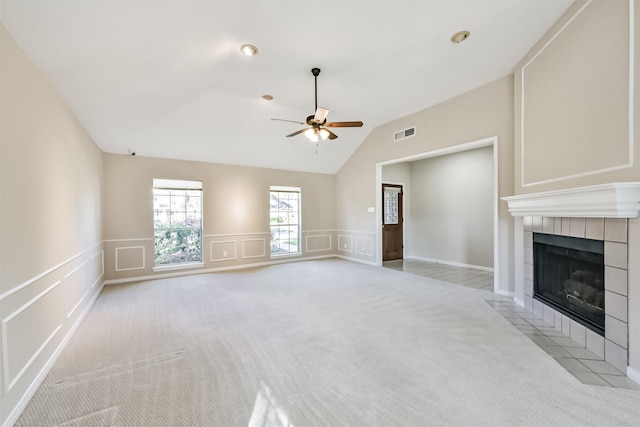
[502,182,640,218]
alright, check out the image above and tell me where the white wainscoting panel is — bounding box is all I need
[2,281,63,393]
[115,246,145,272]
[305,235,332,253]
[89,251,104,289]
[64,263,88,320]
[355,237,373,256]
[338,235,353,253]
[210,240,237,262]
[242,239,266,259]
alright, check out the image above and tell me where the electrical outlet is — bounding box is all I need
[343,243,347,249]
[223,251,228,257]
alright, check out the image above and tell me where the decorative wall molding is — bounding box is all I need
[305,235,332,253]
[338,235,353,253]
[520,0,635,187]
[2,280,62,393]
[242,239,266,259]
[0,242,103,302]
[355,237,373,256]
[503,183,640,218]
[210,240,237,262]
[64,262,88,319]
[114,246,146,271]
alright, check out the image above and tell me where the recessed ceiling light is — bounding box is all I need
[240,44,259,56]
[262,94,274,101]
[451,30,470,44]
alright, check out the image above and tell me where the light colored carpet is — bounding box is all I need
[16,259,640,426]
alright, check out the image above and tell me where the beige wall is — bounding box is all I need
[0,25,104,426]
[408,147,494,268]
[335,76,514,292]
[513,0,640,378]
[103,154,336,282]
[515,0,639,193]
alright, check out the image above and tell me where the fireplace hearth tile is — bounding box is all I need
[604,340,627,373]
[604,241,628,269]
[604,266,628,296]
[524,231,533,248]
[564,347,601,360]
[569,217,586,238]
[539,344,572,358]
[585,218,604,240]
[542,217,554,234]
[580,359,625,376]
[571,371,610,387]
[553,357,591,373]
[523,216,533,231]
[553,218,562,234]
[586,329,605,359]
[605,315,628,349]
[605,291,628,322]
[561,218,571,236]
[604,218,628,243]
[532,216,543,232]
[550,336,586,348]
[598,374,640,390]
[561,315,571,336]
[569,320,586,347]
[487,300,636,389]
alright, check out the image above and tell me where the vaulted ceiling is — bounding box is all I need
[0,1,573,174]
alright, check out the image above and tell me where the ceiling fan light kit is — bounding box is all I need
[272,68,363,145]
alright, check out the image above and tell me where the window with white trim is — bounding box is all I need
[270,186,301,256]
[153,179,203,266]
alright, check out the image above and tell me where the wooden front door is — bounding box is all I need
[382,184,403,261]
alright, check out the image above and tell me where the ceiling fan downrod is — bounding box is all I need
[312,67,321,112]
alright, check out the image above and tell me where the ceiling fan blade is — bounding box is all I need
[325,121,363,128]
[314,107,329,123]
[286,128,311,137]
[272,118,305,125]
[326,128,338,140]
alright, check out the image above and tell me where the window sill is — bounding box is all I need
[270,252,303,259]
[153,262,204,272]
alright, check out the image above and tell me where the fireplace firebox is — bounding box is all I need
[533,233,605,336]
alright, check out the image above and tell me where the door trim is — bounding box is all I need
[382,182,405,261]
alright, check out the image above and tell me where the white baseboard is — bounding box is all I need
[628,366,640,385]
[513,297,524,307]
[405,256,494,273]
[3,281,105,427]
[495,289,515,298]
[103,255,337,285]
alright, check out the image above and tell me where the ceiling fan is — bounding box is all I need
[272,68,363,142]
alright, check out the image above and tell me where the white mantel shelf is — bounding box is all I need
[502,182,640,218]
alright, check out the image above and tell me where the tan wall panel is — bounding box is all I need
[515,0,639,192]
[521,0,631,186]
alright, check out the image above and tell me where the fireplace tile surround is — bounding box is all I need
[522,216,628,372]
[503,182,640,381]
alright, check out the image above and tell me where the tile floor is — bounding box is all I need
[383,259,494,291]
[384,258,640,390]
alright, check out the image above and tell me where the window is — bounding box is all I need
[153,179,203,267]
[270,186,301,256]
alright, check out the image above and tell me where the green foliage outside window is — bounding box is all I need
[154,188,202,265]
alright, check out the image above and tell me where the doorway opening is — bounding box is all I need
[375,136,499,293]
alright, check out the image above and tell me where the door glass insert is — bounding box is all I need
[383,188,400,225]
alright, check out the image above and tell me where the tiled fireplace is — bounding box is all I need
[504,183,640,379]
[522,216,628,372]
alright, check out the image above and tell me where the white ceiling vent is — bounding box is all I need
[394,126,416,142]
